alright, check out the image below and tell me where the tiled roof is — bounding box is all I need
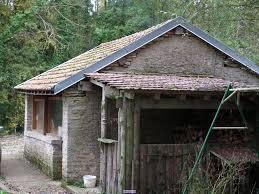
[14,21,170,92]
[86,73,241,92]
[14,17,259,94]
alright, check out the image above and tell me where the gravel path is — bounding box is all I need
[0,134,69,194]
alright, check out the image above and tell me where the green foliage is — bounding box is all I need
[0,0,93,131]
[93,1,154,43]
[67,179,85,188]
[0,0,258,131]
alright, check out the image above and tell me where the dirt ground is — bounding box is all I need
[0,134,69,194]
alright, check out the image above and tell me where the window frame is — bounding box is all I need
[32,96,62,135]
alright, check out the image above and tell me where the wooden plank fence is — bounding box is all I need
[140,144,195,194]
[105,143,118,194]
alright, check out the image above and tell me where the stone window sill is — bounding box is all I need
[25,131,62,145]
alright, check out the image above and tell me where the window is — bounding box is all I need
[32,96,62,136]
[47,99,62,135]
[33,98,45,132]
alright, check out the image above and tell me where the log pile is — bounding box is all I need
[172,128,205,144]
[171,126,254,145]
[213,129,249,144]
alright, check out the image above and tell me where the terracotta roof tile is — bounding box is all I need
[86,73,241,92]
[14,21,170,92]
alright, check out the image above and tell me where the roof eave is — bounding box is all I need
[14,85,55,95]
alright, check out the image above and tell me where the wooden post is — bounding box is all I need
[116,97,122,193]
[133,97,141,191]
[100,88,108,192]
[125,98,134,189]
[256,106,259,152]
[118,96,127,192]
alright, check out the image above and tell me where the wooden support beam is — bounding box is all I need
[133,98,140,191]
[101,88,108,138]
[117,104,122,192]
[90,79,105,88]
[118,96,127,192]
[100,88,108,191]
[125,99,134,189]
[116,97,123,109]
[256,107,259,152]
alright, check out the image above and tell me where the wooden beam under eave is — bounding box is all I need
[90,79,105,88]
[139,98,237,110]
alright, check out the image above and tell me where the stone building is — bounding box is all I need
[15,17,259,193]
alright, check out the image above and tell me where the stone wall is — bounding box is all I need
[62,85,101,182]
[24,132,62,179]
[102,30,259,85]
[24,95,62,180]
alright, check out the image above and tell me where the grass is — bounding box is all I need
[67,180,85,188]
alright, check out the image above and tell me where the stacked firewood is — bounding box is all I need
[186,129,204,144]
[213,130,249,144]
[172,128,205,144]
[171,127,253,145]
